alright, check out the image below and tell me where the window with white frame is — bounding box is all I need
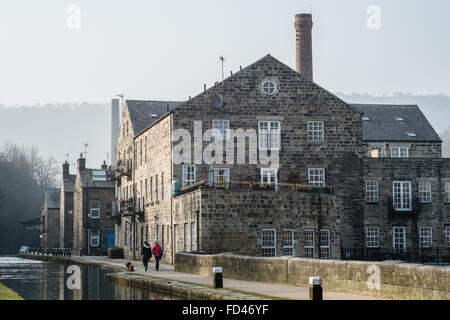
[182,165,196,187]
[369,146,383,158]
[445,227,450,248]
[393,181,412,211]
[418,181,432,203]
[258,121,280,150]
[261,229,276,257]
[307,121,324,142]
[90,200,100,218]
[213,168,230,188]
[282,229,295,256]
[308,168,325,187]
[445,182,450,203]
[212,120,230,140]
[365,227,379,248]
[261,168,278,190]
[304,229,315,258]
[390,147,409,158]
[261,79,278,96]
[90,229,100,247]
[365,181,379,202]
[191,222,196,252]
[393,227,406,252]
[184,223,189,252]
[319,229,330,259]
[419,227,432,248]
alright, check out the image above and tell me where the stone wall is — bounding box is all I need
[175,253,450,299]
[169,55,364,260]
[116,114,174,262]
[173,188,344,259]
[172,54,363,191]
[41,207,60,249]
[60,189,73,248]
[114,102,137,259]
[363,158,450,251]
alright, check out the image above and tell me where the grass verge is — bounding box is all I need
[0,282,23,300]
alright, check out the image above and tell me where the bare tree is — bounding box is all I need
[0,142,58,191]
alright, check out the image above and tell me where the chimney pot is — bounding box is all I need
[77,154,86,171]
[294,13,313,81]
[62,161,70,179]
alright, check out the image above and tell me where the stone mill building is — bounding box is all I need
[110,14,450,264]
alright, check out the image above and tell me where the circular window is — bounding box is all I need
[261,79,278,96]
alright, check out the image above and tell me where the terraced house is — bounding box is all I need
[72,155,115,255]
[111,14,450,264]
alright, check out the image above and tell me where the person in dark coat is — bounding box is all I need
[152,241,162,271]
[141,241,152,271]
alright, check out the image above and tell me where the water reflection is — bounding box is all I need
[0,256,177,300]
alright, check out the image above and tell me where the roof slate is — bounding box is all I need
[126,100,184,135]
[62,175,76,193]
[78,169,115,189]
[351,104,441,142]
[44,188,61,209]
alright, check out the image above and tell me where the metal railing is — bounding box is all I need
[24,247,72,257]
[178,179,333,196]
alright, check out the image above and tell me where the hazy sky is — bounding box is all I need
[1,0,449,106]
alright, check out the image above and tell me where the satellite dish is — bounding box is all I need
[212,94,223,108]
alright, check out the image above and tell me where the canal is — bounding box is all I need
[0,256,179,300]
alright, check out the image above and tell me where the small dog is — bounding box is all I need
[125,262,135,272]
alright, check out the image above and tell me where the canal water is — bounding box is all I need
[0,256,178,300]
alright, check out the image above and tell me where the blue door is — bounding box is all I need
[107,231,115,248]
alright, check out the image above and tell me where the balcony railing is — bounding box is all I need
[178,179,333,196]
[115,159,132,180]
[117,198,145,221]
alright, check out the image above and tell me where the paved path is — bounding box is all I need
[74,255,385,300]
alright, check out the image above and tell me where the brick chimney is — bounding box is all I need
[294,13,313,81]
[77,153,86,171]
[101,160,107,170]
[62,161,70,179]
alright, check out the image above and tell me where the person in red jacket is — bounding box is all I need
[152,241,163,271]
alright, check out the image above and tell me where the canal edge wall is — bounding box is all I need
[17,253,124,271]
[16,253,272,300]
[105,272,269,300]
[174,253,450,300]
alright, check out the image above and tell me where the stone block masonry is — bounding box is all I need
[175,253,450,300]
